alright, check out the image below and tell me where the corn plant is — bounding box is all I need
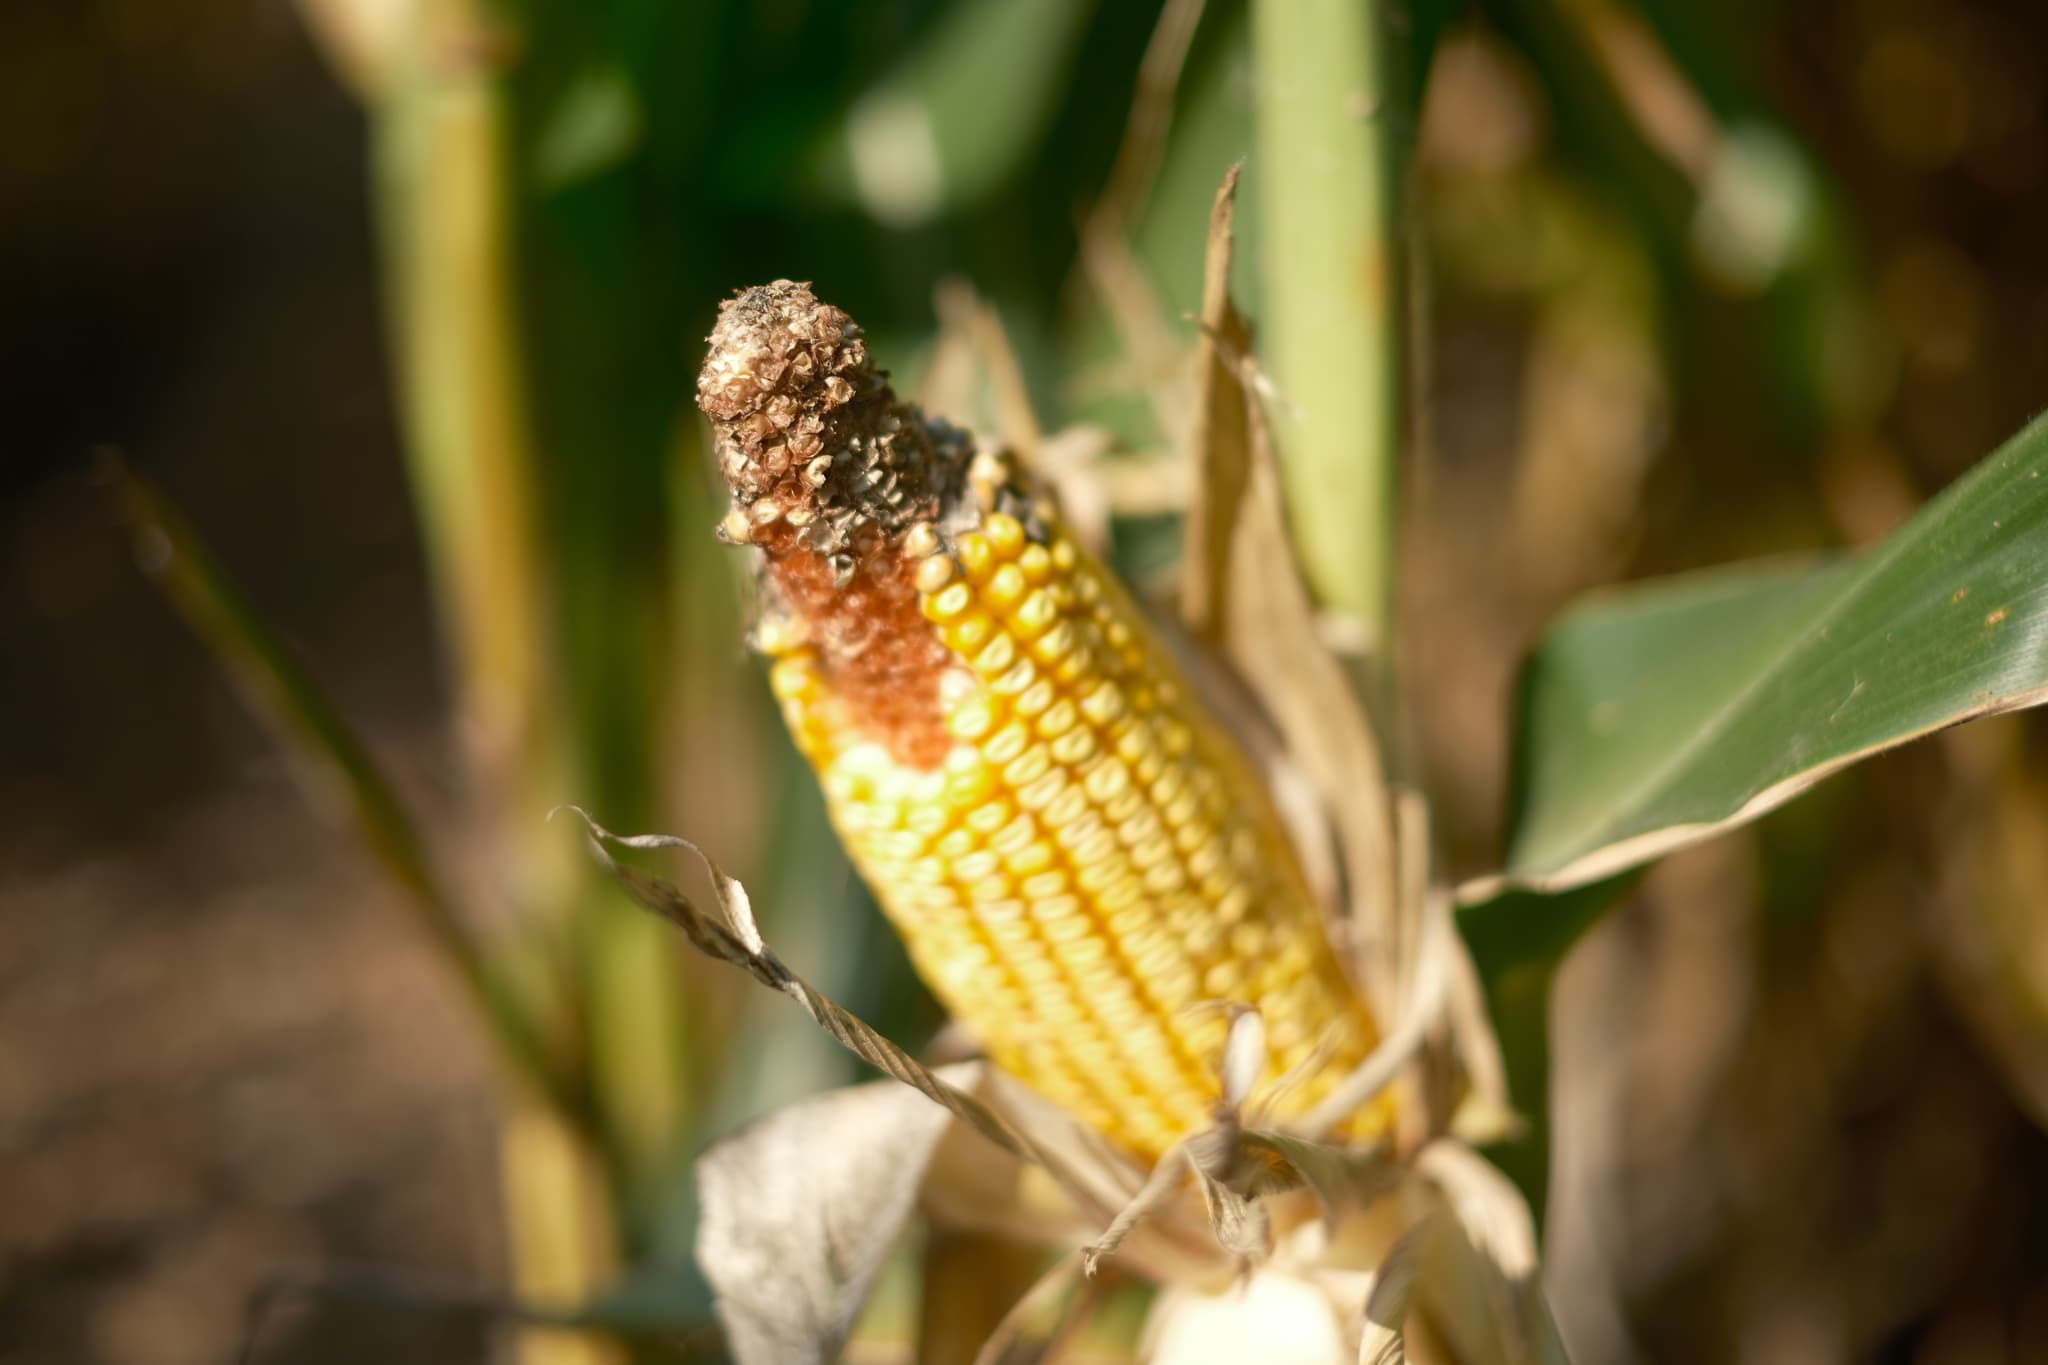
[120,0,2048,1361]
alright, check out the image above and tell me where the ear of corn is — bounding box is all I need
[698,281,1386,1160]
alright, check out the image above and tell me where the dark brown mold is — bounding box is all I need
[698,281,971,769]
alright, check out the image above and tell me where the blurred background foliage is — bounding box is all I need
[4,0,2048,1362]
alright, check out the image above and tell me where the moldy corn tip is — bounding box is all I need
[697,280,1388,1160]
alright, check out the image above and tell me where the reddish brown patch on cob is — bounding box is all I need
[697,281,970,769]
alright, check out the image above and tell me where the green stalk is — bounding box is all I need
[370,7,633,1360]
[1252,0,1408,681]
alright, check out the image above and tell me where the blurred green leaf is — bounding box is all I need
[810,0,1095,227]
[1474,411,2048,898]
[533,65,644,189]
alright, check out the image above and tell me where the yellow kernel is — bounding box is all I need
[1060,809,1108,852]
[1033,891,1081,921]
[1013,679,1055,717]
[1015,768,1066,812]
[967,873,1014,902]
[1100,786,1144,826]
[1079,681,1125,726]
[1216,884,1252,923]
[965,799,1013,836]
[1062,935,1111,969]
[1014,955,1061,986]
[1050,537,1078,571]
[1150,965,1200,1009]
[1013,588,1059,636]
[956,532,995,581]
[1043,913,1092,943]
[1017,542,1053,584]
[1042,783,1090,828]
[978,896,1032,929]
[1004,744,1052,788]
[984,722,1030,766]
[948,700,997,742]
[1021,870,1068,901]
[1202,962,1244,998]
[1230,923,1268,959]
[914,555,954,594]
[1142,861,1186,895]
[1006,840,1056,875]
[905,803,951,838]
[986,563,1028,611]
[989,813,1038,857]
[986,918,1034,950]
[972,633,1018,678]
[984,513,1025,558]
[880,830,925,861]
[1030,621,1078,667]
[906,856,950,886]
[1128,834,1174,870]
[1095,877,1143,914]
[1110,903,1157,938]
[1083,759,1131,804]
[951,848,999,881]
[1070,571,1102,607]
[936,827,977,860]
[1048,726,1097,767]
[991,658,1037,697]
[943,763,994,808]
[1075,859,1124,895]
[924,582,973,621]
[948,612,996,654]
[1117,808,1165,848]
[1035,699,1078,740]
[1157,718,1194,758]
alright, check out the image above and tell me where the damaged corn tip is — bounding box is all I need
[698,281,1387,1161]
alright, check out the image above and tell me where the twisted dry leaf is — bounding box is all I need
[558,807,1042,1165]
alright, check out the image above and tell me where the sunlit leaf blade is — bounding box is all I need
[1476,412,2048,896]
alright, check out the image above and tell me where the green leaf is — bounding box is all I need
[1475,411,2048,898]
[809,0,1094,227]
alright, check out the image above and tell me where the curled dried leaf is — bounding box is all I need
[697,1072,968,1365]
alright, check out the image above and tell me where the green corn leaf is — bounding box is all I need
[1469,409,2048,901]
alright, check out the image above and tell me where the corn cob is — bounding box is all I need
[698,281,1386,1160]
